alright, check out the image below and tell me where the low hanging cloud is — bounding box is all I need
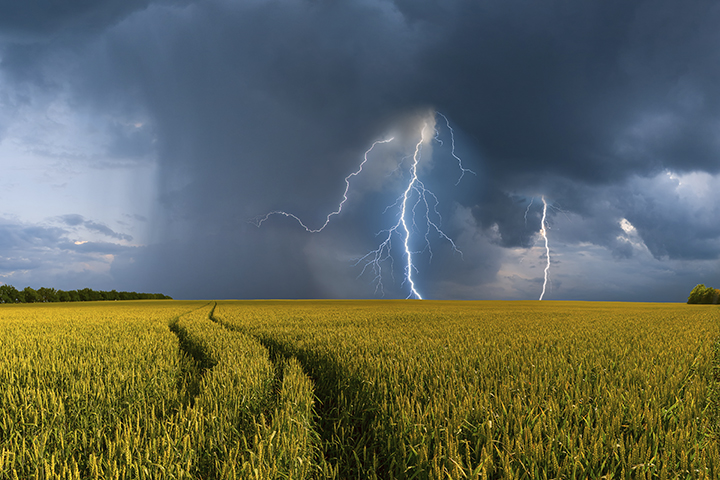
[0,218,139,290]
[58,214,133,242]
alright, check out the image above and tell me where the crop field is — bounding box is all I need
[1,300,719,479]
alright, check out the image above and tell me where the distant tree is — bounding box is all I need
[688,284,705,304]
[78,288,101,302]
[21,287,40,303]
[704,288,720,304]
[0,284,171,304]
[5,285,20,303]
[688,284,720,304]
[37,287,58,302]
[0,285,16,303]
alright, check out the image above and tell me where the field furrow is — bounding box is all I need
[215,300,720,479]
[2,300,719,479]
[168,302,218,407]
[0,300,206,479]
[172,302,323,479]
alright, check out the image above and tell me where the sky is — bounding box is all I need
[1,0,720,301]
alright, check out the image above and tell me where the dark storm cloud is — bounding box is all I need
[90,0,426,223]
[0,0,160,94]
[10,0,720,184]
[113,0,720,298]
[0,0,180,39]
[615,177,720,261]
[110,226,323,300]
[105,121,156,160]
[3,0,720,299]
[514,173,720,264]
[471,190,538,249]
[415,0,720,183]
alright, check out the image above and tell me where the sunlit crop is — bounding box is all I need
[1,300,719,479]
[216,300,720,479]
[0,301,199,478]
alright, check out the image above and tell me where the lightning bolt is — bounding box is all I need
[353,119,465,299]
[253,138,394,232]
[356,125,429,299]
[523,197,535,226]
[255,111,468,299]
[400,130,425,299]
[435,112,476,185]
[539,195,551,301]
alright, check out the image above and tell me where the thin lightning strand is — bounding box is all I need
[523,197,535,226]
[253,138,394,232]
[435,112,476,185]
[539,196,551,301]
[256,112,467,299]
[517,197,537,266]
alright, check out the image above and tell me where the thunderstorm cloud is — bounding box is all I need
[1,0,720,300]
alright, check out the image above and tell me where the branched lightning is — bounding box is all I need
[255,111,469,299]
[253,138,394,232]
[400,130,425,298]
[435,112,476,185]
[539,195,551,301]
[355,120,464,299]
[523,197,535,226]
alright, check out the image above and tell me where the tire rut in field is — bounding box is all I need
[209,309,385,479]
[169,303,218,407]
[206,303,287,425]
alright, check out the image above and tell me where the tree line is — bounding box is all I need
[687,284,720,304]
[0,285,172,304]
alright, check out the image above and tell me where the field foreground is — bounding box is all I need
[1,300,719,479]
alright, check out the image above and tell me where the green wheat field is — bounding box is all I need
[1,300,719,479]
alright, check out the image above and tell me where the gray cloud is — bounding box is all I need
[83,221,132,242]
[2,0,720,300]
[0,222,66,250]
[0,0,185,40]
[59,214,133,241]
[59,241,135,255]
[59,214,84,226]
[0,219,136,290]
